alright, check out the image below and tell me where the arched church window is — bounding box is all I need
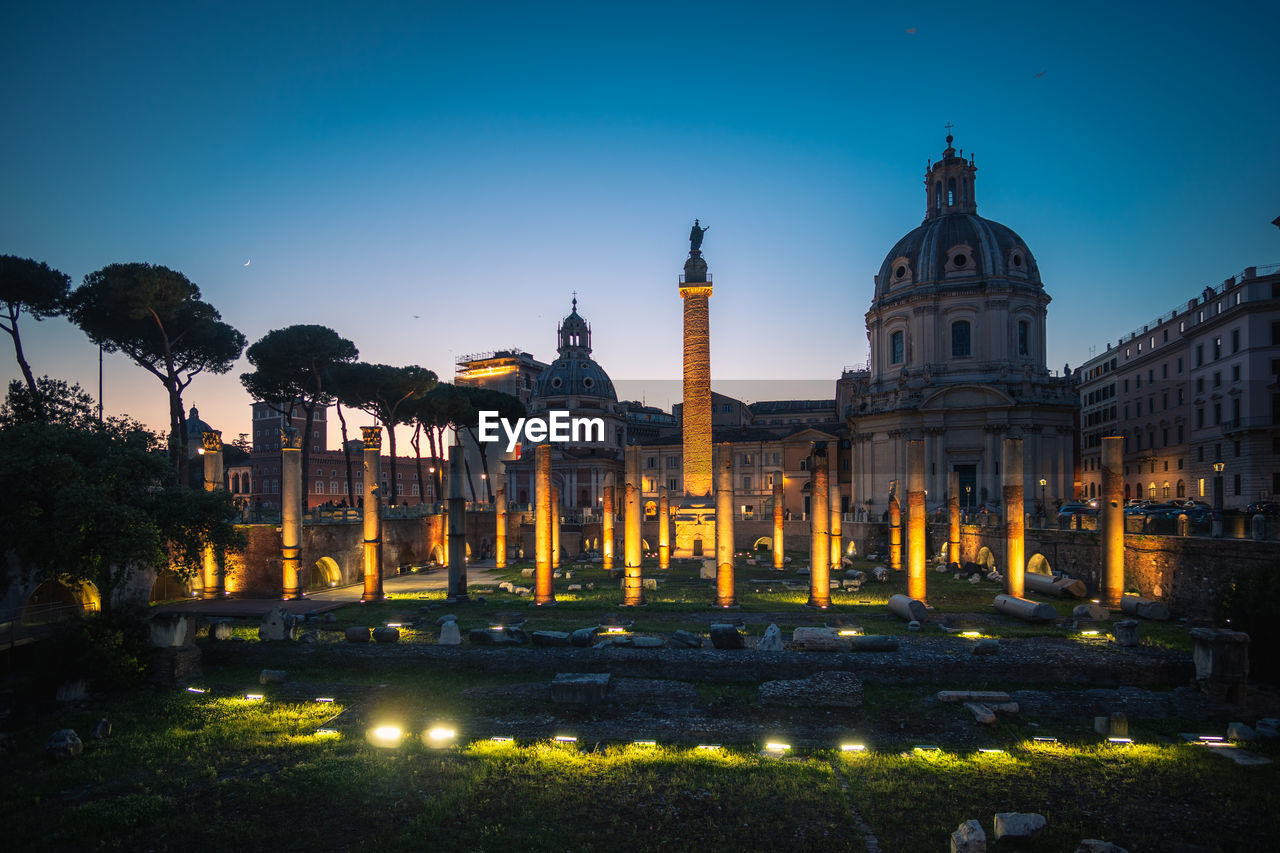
[935,181,942,212]
[947,177,956,206]
[1176,479,1185,498]
[1018,321,1030,356]
[951,321,971,357]
[890,331,904,365]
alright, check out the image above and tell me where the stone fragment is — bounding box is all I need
[551,672,610,704]
[1112,619,1140,647]
[513,586,531,596]
[210,620,234,641]
[850,635,899,652]
[298,630,319,643]
[46,729,83,759]
[993,812,1046,841]
[1094,712,1128,737]
[937,690,1012,703]
[1073,603,1109,620]
[969,574,981,584]
[258,606,297,642]
[55,680,88,702]
[531,630,571,647]
[1119,595,1170,621]
[935,563,950,574]
[632,637,664,649]
[436,614,457,625]
[520,568,535,578]
[759,670,863,708]
[908,620,921,632]
[1025,572,1087,598]
[972,638,999,655]
[258,669,287,685]
[570,627,600,647]
[950,819,987,853]
[344,626,371,643]
[791,626,840,651]
[437,622,462,645]
[888,593,927,622]
[90,718,111,740]
[553,570,562,578]
[993,594,1057,622]
[1074,841,1129,853]
[642,578,659,591]
[757,624,784,651]
[668,629,703,649]
[709,624,745,649]
[872,566,890,582]
[1227,722,1258,742]
[965,702,997,724]
[324,613,337,623]
[150,613,195,648]
[498,581,514,593]
[567,584,583,591]
[372,627,400,643]
[845,569,865,581]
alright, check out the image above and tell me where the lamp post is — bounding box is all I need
[965,485,972,512]
[1212,460,1225,538]
[1039,477,1047,523]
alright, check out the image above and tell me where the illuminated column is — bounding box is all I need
[808,444,831,608]
[281,428,303,600]
[602,473,615,570]
[1003,437,1025,598]
[773,478,785,569]
[361,426,384,602]
[624,445,644,605]
[1101,436,1125,608]
[829,448,842,567]
[679,281,713,500]
[907,439,926,602]
[201,431,225,599]
[551,484,561,570]
[658,487,670,569]
[715,443,735,607]
[948,470,961,565]
[888,486,902,572]
[534,444,554,605]
[495,486,507,569]
[447,445,468,600]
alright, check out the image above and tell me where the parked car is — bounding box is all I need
[1245,501,1280,517]
[1057,502,1097,519]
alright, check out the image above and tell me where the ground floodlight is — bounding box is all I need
[841,743,867,752]
[424,726,457,748]
[244,693,264,702]
[368,725,404,748]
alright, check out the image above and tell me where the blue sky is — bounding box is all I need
[3,0,1278,439]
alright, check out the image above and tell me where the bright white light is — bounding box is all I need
[840,743,867,752]
[1108,737,1134,744]
[244,693,264,701]
[554,735,577,744]
[315,697,334,703]
[316,728,340,737]
[837,629,862,636]
[387,623,402,628]
[696,744,721,751]
[1032,737,1058,743]
[490,736,513,743]
[960,631,981,638]
[369,725,404,747]
[186,687,207,694]
[426,727,457,744]
[764,742,791,751]
[632,740,657,747]
[978,748,1005,754]
[913,745,941,752]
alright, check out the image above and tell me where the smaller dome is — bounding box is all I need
[533,298,617,401]
[186,405,214,439]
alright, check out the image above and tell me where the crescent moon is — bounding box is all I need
[243,260,251,267]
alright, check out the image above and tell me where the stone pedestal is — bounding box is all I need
[715,443,735,607]
[1002,437,1025,598]
[808,444,830,608]
[281,428,303,599]
[1190,627,1250,703]
[447,445,468,600]
[361,426,384,602]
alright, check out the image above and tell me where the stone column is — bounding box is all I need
[551,484,561,570]
[624,445,644,605]
[1101,436,1125,608]
[907,439,926,602]
[201,431,225,599]
[888,486,902,572]
[773,478,785,569]
[447,444,468,600]
[948,470,961,566]
[715,443,735,607]
[679,281,713,500]
[602,473,615,570]
[809,444,831,608]
[829,448,842,567]
[1003,437,1025,598]
[534,444,554,605]
[495,486,507,569]
[658,487,670,569]
[361,426,383,602]
[281,427,303,600]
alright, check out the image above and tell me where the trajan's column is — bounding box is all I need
[673,220,717,558]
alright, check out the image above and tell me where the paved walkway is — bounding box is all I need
[155,562,506,618]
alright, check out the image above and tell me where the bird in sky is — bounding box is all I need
[1035,69,1048,78]
[905,27,917,34]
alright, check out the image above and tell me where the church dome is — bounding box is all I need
[534,298,618,402]
[874,135,1041,303]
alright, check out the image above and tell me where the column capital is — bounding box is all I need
[201,430,224,452]
[361,426,382,451]
[281,426,303,450]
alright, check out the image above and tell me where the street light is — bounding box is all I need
[1039,477,1047,517]
[1212,459,1225,537]
[965,485,972,511]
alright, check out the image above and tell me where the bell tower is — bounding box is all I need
[924,131,978,219]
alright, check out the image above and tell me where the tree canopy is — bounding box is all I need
[0,255,72,419]
[67,263,245,484]
[330,363,437,504]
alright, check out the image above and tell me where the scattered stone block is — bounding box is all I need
[149,646,202,686]
[258,606,297,642]
[668,629,703,649]
[570,627,600,647]
[1025,572,1087,598]
[844,569,865,582]
[632,637,664,649]
[345,626,371,643]
[551,672,610,704]
[1073,604,1109,621]
[437,622,462,645]
[372,627,400,644]
[760,670,863,708]
[1255,718,1279,739]
[968,574,982,584]
[1120,595,1169,621]
[699,559,716,580]
[1190,627,1250,703]
[888,593,927,622]
[46,729,83,759]
[1074,841,1129,853]
[791,626,840,651]
[531,630,571,647]
[299,630,319,644]
[513,586,531,596]
[993,812,1046,841]
[993,594,1057,622]
[1094,712,1128,737]
[56,680,88,702]
[1112,619,1140,647]
[965,702,997,724]
[710,624,745,649]
[950,818,987,853]
[210,620,234,641]
[552,570,562,578]
[324,613,337,623]
[937,690,1012,704]
[1227,722,1258,742]
[872,566,890,582]
[851,635,899,652]
[642,578,659,591]
[520,568,535,578]
[436,614,457,625]
[972,638,999,655]
[498,581,514,593]
[258,669,287,685]
[757,624,784,651]
[150,613,195,648]
[908,620,921,632]
[90,718,111,740]
[567,584,583,591]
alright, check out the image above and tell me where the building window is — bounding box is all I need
[743,475,752,490]
[741,453,753,465]
[1198,478,1205,497]
[1233,474,1241,496]
[1196,345,1204,367]
[646,456,656,469]
[1232,364,1240,382]
[1177,480,1185,497]
[1232,329,1240,353]
[667,478,678,491]
[951,321,971,357]
[1213,372,1221,388]
[1018,321,1029,356]
[890,331,904,364]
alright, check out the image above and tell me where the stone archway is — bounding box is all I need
[975,546,997,571]
[1027,553,1051,576]
[311,556,342,589]
[24,578,101,623]
[430,544,445,565]
[752,536,772,552]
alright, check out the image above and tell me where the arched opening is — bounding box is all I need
[311,556,341,589]
[1176,480,1186,498]
[752,536,773,552]
[947,177,956,206]
[1027,553,1051,576]
[150,569,191,602]
[644,500,657,519]
[1148,482,1156,499]
[975,546,996,571]
[24,578,101,624]
[640,538,651,551]
[430,544,445,565]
